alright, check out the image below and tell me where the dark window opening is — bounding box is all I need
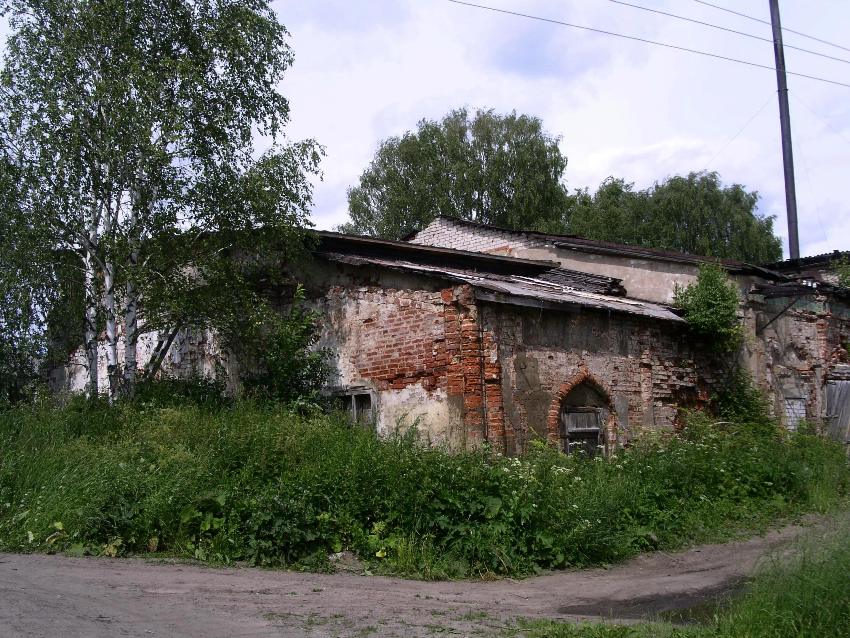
[333,390,375,426]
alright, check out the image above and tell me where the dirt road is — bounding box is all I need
[0,522,810,637]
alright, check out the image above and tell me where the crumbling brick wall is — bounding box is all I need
[742,292,850,429]
[312,278,506,451]
[305,258,722,454]
[481,303,710,454]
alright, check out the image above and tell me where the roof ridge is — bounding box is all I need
[412,216,788,278]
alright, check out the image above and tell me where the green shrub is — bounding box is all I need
[674,263,741,352]
[711,368,775,434]
[0,402,847,578]
[239,285,331,405]
[834,255,850,288]
[133,374,230,409]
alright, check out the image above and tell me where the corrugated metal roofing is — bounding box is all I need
[318,251,684,323]
[766,250,850,271]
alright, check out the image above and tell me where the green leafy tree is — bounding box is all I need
[341,108,570,239]
[674,262,742,352]
[834,256,850,288]
[239,286,330,404]
[568,172,783,263]
[1,0,322,398]
[0,156,48,403]
[568,178,649,248]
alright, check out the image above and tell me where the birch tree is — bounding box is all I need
[1,0,321,398]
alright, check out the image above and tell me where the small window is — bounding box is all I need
[333,390,375,426]
[784,398,806,432]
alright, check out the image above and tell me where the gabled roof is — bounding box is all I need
[407,216,786,279]
[314,231,683,323]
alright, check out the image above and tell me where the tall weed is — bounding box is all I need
[715,510,850,638]
[0,401,846,578]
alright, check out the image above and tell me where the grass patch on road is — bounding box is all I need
[0,399,847,579]
[502,510,850,638]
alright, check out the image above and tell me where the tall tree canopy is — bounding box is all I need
[341,108,571,239]
[568,172,783,263]
[342,107,783,263]
[0,153,60,403]
[0,0,321,399]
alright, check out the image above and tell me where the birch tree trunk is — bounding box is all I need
[83,242,99,398]
[102,196,119,400]
[144,325,180,380]
[123,186,140,397]
[83,201,101,397]
[123,274,137,394]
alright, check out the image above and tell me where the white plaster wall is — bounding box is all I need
[55,326,232,394]
[376,385,454,445]
[516,246,700,304]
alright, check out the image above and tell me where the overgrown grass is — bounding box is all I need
[503,510,850,637]
[0,400,847,579]
[714,509,850,637]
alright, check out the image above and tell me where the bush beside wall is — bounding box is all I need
[0,402,847,578]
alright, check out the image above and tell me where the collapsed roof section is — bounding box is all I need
[315,231,684,323]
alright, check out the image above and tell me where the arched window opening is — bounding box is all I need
[559,382,609,457]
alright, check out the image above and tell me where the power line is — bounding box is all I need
[791,118,829,246]
[690,0,850,55]
[789,91,850,148]
[704,93,774,168]
[445,0,850,89]
[609,0,850,66]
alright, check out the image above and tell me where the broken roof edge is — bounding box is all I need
[315,231,624,293]
[765,249,850,271]
[316,230,560,273]
[472,289,685,323]
[407,215,788,279]
[316,251,685,323]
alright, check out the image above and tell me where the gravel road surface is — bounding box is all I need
[0,522,810,637]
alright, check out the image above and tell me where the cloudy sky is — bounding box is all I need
[2,1,847,258]
[272,0,850,258]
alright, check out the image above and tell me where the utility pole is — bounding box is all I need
[769,0,800,259]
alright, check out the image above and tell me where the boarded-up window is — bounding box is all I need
[560,407,604,457]
[558,381,610,457]
[783,398,806,432]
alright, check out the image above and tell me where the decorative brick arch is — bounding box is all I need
[546,369,618,448]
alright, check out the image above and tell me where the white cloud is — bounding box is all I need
[3,2,847,257]
[276,0,850,257]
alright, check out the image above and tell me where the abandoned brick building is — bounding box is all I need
[54,217,850,455]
